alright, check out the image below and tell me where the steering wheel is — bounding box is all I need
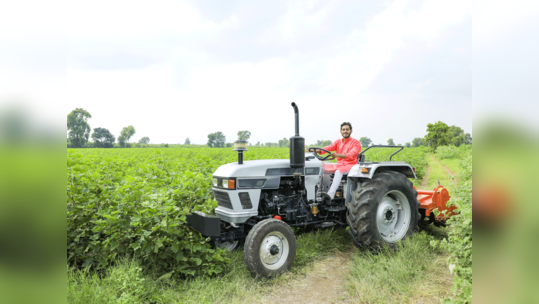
[308,147,336,161]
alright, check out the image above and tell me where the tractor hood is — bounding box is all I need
[213,159,322,178]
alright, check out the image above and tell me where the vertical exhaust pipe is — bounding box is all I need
[291,102,300,136]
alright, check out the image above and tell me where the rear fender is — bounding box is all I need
[347,163,417,179]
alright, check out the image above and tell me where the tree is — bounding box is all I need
[184,138,190,145]
[405,142,411,148]
[91,128,115,148]
[446,125,465,147]
[446,125,472,147]
[387,138,395,145]
[424,121,451,151]
[207,131,226,148]
[256,141,260,146]
[67,108,92,148]
[226,143,233,148]
[207,133,215,147]
[118,125,136,147]
[464,133,472,145]
[412,137,424,147]
[359,137,372,147]
[278,137,289,147]
[237,130,251,141]
[138,137,150,144]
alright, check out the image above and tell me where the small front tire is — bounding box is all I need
[244,219,297,278]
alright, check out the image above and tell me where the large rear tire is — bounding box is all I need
[244,219,297,278]
[346,171,421,249]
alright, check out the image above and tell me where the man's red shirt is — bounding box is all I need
[319,137,362,173]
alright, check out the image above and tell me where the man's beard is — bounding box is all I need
[342,133,350,139]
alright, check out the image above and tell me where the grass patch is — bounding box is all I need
[426,155,456,193]
[68,227,352,304]
[345,227,452,303]
[438,158,462,175]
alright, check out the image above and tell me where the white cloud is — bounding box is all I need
[61,0,472,144]
[321,0,471,95]
[68,0,234,38]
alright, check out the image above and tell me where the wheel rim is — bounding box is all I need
[215,240,238,251]
[376,190,411,242]
[259,231,289,270]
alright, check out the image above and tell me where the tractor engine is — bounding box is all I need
[259,187,310,221]
[256,173,348,226]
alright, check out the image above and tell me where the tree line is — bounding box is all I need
[67,108,155,148]
[68,108,470,152]
[205,131,319,148]
[357,122,471,150]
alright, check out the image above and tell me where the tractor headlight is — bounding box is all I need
[213,177,218,187]
[222,179,228,188]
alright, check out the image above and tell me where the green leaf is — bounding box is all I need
[154,241,164,253]
[82,258,93,268]
[157,271,174,281]
[171,243,179,253]
[110,240,119,251]
[180,269,195,276]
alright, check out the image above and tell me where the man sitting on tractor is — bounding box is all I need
[309,122,361,200]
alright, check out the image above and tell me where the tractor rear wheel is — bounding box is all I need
[346,171,420,249]
[244,219,297,278]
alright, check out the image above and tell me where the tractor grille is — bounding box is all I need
[238,192,253,209]
[214,191,232,209]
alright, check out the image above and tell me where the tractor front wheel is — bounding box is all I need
[244,219,297,278]
[346,171,421,249]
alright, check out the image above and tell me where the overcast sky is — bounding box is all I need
[3,0,476,145]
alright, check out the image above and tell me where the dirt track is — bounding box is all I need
[420,162,431,188]
[257,247,357,304]
[430,155,459,184]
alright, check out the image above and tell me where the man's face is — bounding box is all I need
[341,125,352,139]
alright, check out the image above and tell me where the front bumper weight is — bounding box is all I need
[186,211,221,236]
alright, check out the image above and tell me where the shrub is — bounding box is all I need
[67,149,229,277]
[435,145,460,159]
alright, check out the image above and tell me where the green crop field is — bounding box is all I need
[67,145,471,303]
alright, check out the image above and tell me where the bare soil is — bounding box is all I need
[420,163,431,189]
[256,247,357,304]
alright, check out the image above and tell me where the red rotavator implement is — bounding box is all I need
[415,181,457,226]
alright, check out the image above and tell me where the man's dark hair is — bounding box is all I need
[341,122,352,130]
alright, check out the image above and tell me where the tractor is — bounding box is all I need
[187,103,455,278]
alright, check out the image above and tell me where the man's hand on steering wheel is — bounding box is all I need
[308,147,336,161]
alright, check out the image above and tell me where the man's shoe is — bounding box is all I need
[321,192,332,201]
